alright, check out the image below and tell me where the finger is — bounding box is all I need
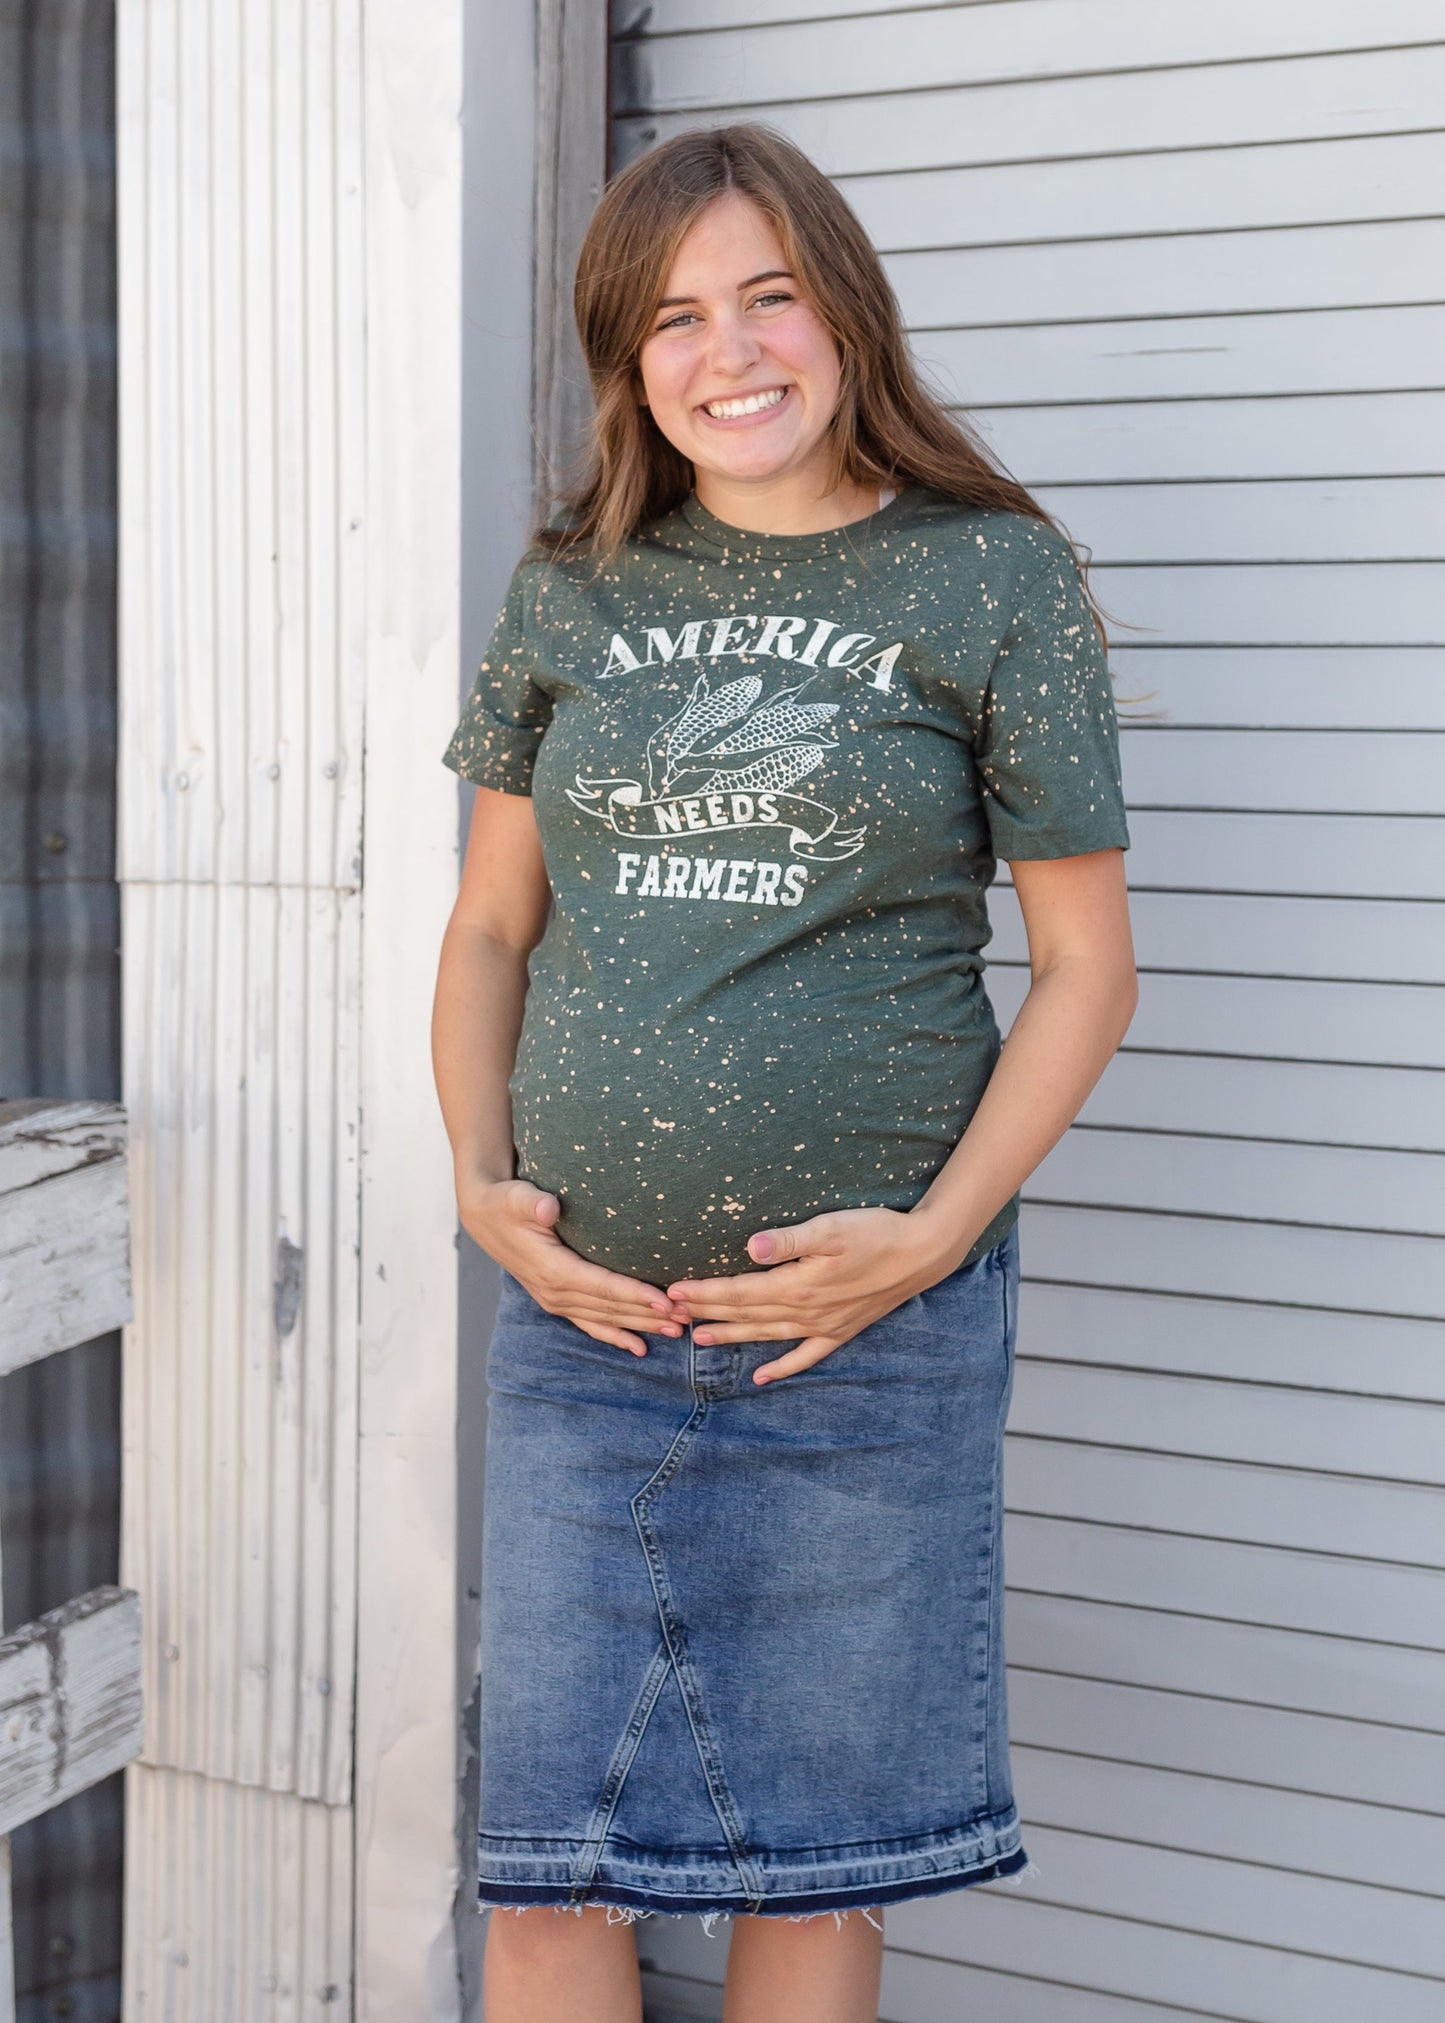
[691,1320,806,1345]
[665,1273,744,1307]
[552,1294,683,1334]
[746,1217,842,1265]
[535,1248,684,1322]
[528,1189,561,1228]
[667,1260,805,1310]
[574,1320,649,1358]
[752,1338,841,1385]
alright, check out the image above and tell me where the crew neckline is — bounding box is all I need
[675,481,925,559]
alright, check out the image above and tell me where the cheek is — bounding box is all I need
[778,319,840,395]
[638,346,691,412]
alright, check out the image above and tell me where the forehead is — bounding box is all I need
[662,193,786,292]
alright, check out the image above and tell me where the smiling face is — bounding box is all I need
[635,191,851,514]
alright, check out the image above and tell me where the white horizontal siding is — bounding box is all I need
[617,4,1445,2019]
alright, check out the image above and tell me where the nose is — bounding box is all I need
[704,308,764,379]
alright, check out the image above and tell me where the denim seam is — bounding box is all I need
[567,1637,674,1898]
[629,1365,766,1911]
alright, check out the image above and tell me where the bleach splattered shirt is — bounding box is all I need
[443,483,1130,1286]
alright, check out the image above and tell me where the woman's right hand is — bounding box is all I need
[458,1175,686,1355]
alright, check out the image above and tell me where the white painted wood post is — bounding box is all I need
[355,0,469,2013]
[115,1,469,2012]
[0,1102,141,2022]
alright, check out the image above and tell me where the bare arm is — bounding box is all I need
[907,846,1138,1268]
[431,786,686,1352]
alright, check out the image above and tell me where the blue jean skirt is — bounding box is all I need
[474,1219,1029,1922]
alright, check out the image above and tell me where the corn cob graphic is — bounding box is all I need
[647,669,762,797]
[700,679,839,759]
[702,744,828,795]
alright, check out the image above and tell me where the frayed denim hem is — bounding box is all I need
[477,1845,1041,1928]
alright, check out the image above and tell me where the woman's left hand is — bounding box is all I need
[666,1206,965,1385]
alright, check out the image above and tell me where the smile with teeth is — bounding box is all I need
[701,386,789,420]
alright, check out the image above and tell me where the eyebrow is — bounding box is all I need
[654,270,794,309]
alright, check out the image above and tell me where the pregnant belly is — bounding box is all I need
[508,1016,995,1287]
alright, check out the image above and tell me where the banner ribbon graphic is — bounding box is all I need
[565,776,866,862]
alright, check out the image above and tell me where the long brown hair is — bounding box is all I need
[536,121,1154,706]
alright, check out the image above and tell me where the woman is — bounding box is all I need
[432,123,1137,2023]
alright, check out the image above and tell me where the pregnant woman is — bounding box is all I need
[432,123,1137,2023]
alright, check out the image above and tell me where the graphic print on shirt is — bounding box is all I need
[565,664,868,865]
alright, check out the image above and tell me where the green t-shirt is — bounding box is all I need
[443,482,1129,1285]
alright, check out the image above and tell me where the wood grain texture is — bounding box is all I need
[0,1101,131,1375]
[0,1588,142,1838]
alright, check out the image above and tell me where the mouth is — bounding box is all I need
[697,384,792,426]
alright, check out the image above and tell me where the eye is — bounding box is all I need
[653,290,795,334]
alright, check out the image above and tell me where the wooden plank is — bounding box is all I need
[1017,1202,1444,1321]
[1078,648,1445,733]
[1094,567,1444,652]
[881,1891,1445,2022]
[1034,482,1445,565]
[876,1951,1231,2023]
[1031,1127,1445,1239]
[1070,1051,1445,1155]
[534,0,608,520]
[0,1588,143,1837]
[1077,811,1444,902]
[1007,1436,1445,1559]
[1006,1513,1445,1649]
[988,887,1445,986]
[991,967,1445,1071]
[976,390,1445,484]
[626,3,1445,112]
[895,1825,1445,1979]
[923,304,1445,408]
[1009,1672,1445,1820]
[619,46,1445,178]
[1009,1278,1445,1401]
[851,134,1445,256]
[0,1100,131,1375]
[1012,1744,1445,1894]
[1007,1591,1445,1730]
[894,221,1445,333]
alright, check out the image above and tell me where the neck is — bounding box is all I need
[691,469,890,537]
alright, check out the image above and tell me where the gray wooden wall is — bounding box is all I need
[609,4,1445,2017]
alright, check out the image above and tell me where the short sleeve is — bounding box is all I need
[975,549,1131,860]
[442,568,553,793]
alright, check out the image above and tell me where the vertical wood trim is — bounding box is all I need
[532,0,608,521]
[354,0,466,2013]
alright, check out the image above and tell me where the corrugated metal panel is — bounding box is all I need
[122,1763,351,2015]
[0,0,124,2016]
[115,0,366,2004]
[120,882,361,1804]
[612,5,1445,2019]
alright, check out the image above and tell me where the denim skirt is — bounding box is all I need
[474,1219,1029,1921]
